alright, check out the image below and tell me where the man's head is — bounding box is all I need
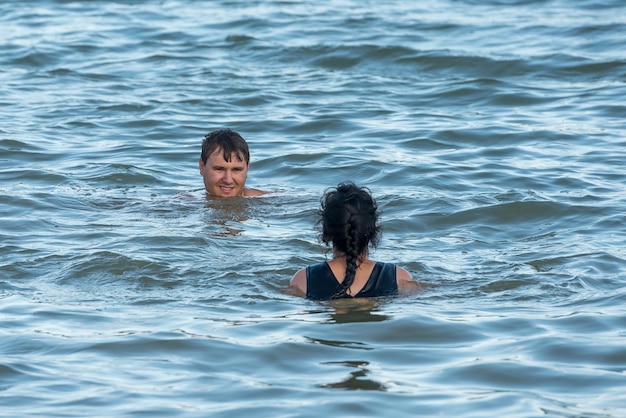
[199,129,251,197]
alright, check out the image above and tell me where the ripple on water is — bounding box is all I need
[2,0,626,416]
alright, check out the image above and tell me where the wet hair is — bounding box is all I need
[201,129,250,164]
[319,181,381,298]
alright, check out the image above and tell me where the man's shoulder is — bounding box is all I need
[243,187,266,196]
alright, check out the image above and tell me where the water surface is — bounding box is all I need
[1,0,625,416]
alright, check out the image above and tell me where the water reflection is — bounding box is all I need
[201,195,254,237]
[199,193,278,237]
[305,336,371,350]
[324,298,391,324]
[319,361,387,391]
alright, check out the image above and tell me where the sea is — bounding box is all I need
[1,0,625,417]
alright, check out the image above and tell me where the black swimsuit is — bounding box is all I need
[305,261,398,300]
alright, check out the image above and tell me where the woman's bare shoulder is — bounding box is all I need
[289,268,307,296]
[396,265,422,293]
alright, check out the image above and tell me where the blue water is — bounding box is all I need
[1,0,625,416]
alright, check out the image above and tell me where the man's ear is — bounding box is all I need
[199,158,204,174]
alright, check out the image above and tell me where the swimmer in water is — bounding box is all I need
[290,181,419,299]
[199,129,265,198]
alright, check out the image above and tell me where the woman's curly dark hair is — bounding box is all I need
[319,181,381,298]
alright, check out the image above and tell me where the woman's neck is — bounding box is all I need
[332,250,369,262]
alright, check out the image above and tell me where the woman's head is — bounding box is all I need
[319,181,381,298]
[320,181,381,258]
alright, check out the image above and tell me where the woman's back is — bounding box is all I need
[305,260,398,300]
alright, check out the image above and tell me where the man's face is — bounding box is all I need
[199,149,249,197]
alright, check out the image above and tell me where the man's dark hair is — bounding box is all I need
[201,129,250,164]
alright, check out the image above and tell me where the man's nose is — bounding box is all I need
[223,170,233,183]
